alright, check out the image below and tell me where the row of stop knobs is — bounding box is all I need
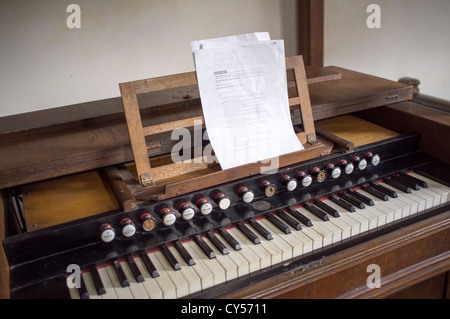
[98,152,380,242]
[259,152,380,196]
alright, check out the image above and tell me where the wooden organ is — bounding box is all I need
[0,56,449,299]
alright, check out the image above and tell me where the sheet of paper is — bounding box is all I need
[190,32,270,52]
[193,37,303,170]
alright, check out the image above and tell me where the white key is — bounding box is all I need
[154,250,189,298]
[224,228,261,274]
[168,245,202,295]
[68,286,80,299]
[297,224,323,250]
[322,199,362,236]
[259,218,301,258]
[378,182,426,214]
[104,264,133,299]
[216,232,251,277]
[409,173,450,203]
[297,206,342,243]
[133,256,163,299]
[97,266,118,299]
[181,241,215,290]
[81,272,102,299]
[185,240,226,287]
[353,202,385,228]
[246,222,284,265]
[359,189,401,222]
[322,211,352,240]
[228,227,271,269]
[284,209,322,251]
[415,187,442,207]
[203,236,238,282]
[147,251,177,299]
[295,207,332,247]
[120,260,149,299]
[323,198,370,233]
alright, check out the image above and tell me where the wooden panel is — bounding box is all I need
[0,191,10,299]
[315,115,399,147]
[386,273,446,299]
[22,170,120,231]
[298,0,324,66]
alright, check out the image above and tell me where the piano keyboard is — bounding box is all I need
[69,172,450,299]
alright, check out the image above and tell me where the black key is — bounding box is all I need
[113,259,130,288]
[338,192,365,209]
[267,214,291,234]
[161,245,181,270]
[141,251,159,278]
[314,200,340,217]
[392,175,420,191]
[175,241,196,266]
[347,189,374,206]
[219,228,241,251]
[89,267,106,295]
[249,219,273,241]
[78,274,89,299]
[399,172,428,188]
[127,255,144,283]
[369,183,397,198]
[304,202,329,221]
[195,235,216,259]
[207,231,229,255]
[278,210,302,230]
[237,222,260,245]
[329,194,355,212]
[383,178,411,193]
[287,207,313,227]
[362,185,389,201]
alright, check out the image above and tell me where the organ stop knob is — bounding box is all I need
[365,152,381,166]
[177,203,196,221]
[213,192,231,210]
[325,164,341,179]
[281,175,298,191]
[295,171,312,187]
[140,213,157,232]
[158,208,176,227]
[338,159,354,175]
[352,156,367,171]
[260,180,277,197]
[119,218,136,237]
[98,223,116,243]
[195,198,213,215]
[311,167,327,183]
[237,186,255,203]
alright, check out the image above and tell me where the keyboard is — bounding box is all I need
[68,171,450,299]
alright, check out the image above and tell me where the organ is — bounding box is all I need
[0,56,449,299]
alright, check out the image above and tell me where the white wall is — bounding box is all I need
[324,0,450,101]
[0,0,297,117]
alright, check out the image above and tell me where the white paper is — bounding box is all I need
[192,36,303,170]
[190,32,270,52]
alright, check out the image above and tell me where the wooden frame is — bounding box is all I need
[120,55,320,192]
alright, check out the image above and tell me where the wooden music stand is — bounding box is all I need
[115,55,327,204]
